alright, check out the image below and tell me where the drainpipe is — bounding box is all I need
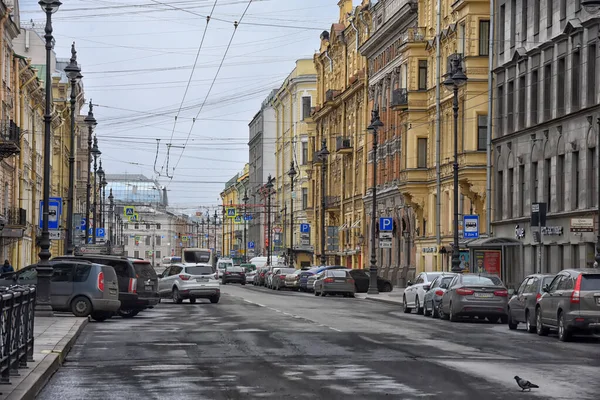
[486,0,495,237]
[350,12,359,52]
[359,10,370,37]
[324,50,333,72]
[435,0,442,258]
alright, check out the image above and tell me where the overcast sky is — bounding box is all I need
[19,0,343,212]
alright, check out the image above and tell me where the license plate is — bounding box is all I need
[145,285,153,291]
[197,278,208,283]
[335,279,346,282]
[596,298,600,305]
[474,292,494,298]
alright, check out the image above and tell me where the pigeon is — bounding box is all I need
[514,376,539,392]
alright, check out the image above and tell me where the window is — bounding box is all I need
[559,0,566,20]
[519,165,526,216]
[531,161,538,203]
[498,6,505,53]
[124,236,129,246]
[477,115,487,150]
[587,43,596,106]
[557,58,565,116]
[301,142,308,165]
[146,223,150,229]
[418,60,428,90]
[534,0,540,34]
[134,250,140,259]
[51,265,73,282]
[510,0,516,48]
[497,85,504,135]
[156,235,161,246]
[302,96,311,120]
[73,264,91,282]
[522,0,528,43]
[497,170,504,220]
[530,69,538,124]
[458,23,465,55]
[589,147,597,207]
[156,223,161,229]
[156,250,161,259]
[572,151,580,209]
[507,80,514,132]
[508,168,514,218]
[543,63,552,120]
[134,223,139,230]
[76,161,81,180]
[124,223,128,230]
[545,158,552,212]
[302,188,308,210]
[572,245,580,268]
[557,154,564,211]
[417,138,427,168]
[145,235,150,246]
[576,0,581,11]
[572,49,580,111]
[479,20,490,55]
[547,0,553,28]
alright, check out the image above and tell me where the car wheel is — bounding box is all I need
[500,315,509,324]
[507,310,517,330]
[536,308,549,336]
[558,312,572,342]
[321,290,327,297]
[242,282,246,286]
[314,290,319,296]
[525,310,536,333]
[416,297,424,315]
[423,300,431,317]
[189,298,197,304]
[90,311,111,322]
[439,302,449,320]
[71,296,92,317]
[402,296,412,314]
[449,303,458,322]
[431,301,439,318]
[172,288,183,304]
[209,296,220,304]
[118,309,140,318]
[382,283,392,293]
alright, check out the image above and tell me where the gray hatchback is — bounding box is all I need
[313,269,355,297]
[507,274,555,332]
[0,261,120,321]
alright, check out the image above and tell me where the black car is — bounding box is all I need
[54,255,159,318]
[222,266,246,285]
[349,269,393,293]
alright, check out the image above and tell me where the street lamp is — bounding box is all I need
[242,190,249,263]
[265,175,275,266]
[318,139,330,265]
[91,137,101,244]
[443,55,468,273]
[213,210,218,253]
[84,100,96,244]
[101,173,107,229]
[367,109,384,294]
[108,188,114,244]
[287,162,297,269]
[37,0,62,315]
[64,42,81,255]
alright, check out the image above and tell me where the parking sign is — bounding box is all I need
[300,223,310,233]
[379,217,393,232]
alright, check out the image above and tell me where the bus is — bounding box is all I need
[161,256,182,267]
[182,248,215,267]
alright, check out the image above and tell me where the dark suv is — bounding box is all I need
[54,255,159,318]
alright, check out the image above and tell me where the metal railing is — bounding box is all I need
[0,286,36,389]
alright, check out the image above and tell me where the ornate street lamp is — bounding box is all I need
[367,109,384,294]
[213,210,218,252]
[64,42,81,255]
[265,175,275,266]
[443,55,468,273]
[242,190,249,263]
[101,173,108,229]
[318,139,330,265]
[287,162,297,269]
[91,137,101,244]
[108,188,114,244]
[37,0,62,315]
[84,100,96,244]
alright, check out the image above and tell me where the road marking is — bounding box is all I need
[358,335,385,345]
[242,299,265,307]
[329,327,342,332]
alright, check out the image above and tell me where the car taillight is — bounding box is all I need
[571,275,582,304]
[435,290,444,296]
[179,274,190,281]
[225,272,231,275]
[347,278,354,284]
[456,288,474,296]
[97,271,104,292]
[324,277,335,283]
[536,293,541,301]
[279,274,286,279]
[494,290,508,297]
[128,278,137,293]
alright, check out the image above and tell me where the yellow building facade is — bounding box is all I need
[272,59,316,268]
[220,164,249,263]
[310,0,371,269]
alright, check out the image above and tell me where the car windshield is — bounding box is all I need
[184,250,211,263]
[241,264,256,271]
[439,276,454,287]
[580,274,600,291]
[133,261,157,279]
[185,266,213,275]
[219,262,233,269]
[228,266,244,272]
[329,270,348,277]
[462,275,502,286]
[278,268,296,274]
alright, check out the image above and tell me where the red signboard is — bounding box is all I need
[483,251,501,276]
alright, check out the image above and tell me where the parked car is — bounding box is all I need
[422,273,457,318]
[439,274,509,323]
[216,258,234,279]
[249,256,286,270]
[284,269,304,290]
[313,269,355,297]
[348,269,393,293]
[270,267,296,290]
[222,265,246,285]
[158,263,220,303]
[304,266,347,292]
[0,260,120,321]
[298,270,316,291]
[535,269,600,341]
[254,267,269,286]
[403,272,443,314]
[54,255,159,318]
[507,274,555,332]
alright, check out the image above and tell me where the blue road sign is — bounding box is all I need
[80,218,87,229]
[463,215,480,239]
[226,208,236,217]
[244,214,253,221]
[300,223,310,233]
[248,241,255,249]
[205,233,209,238]
[96,228,105,238]
[39,197,62,230]
[379,217,393,232]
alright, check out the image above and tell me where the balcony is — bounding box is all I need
[0,207,26,239]
[325,89,341,103]
[324,196,341,210]
[336,137,352,154]
[391,88,408,110]
[0,120,21,161]
[400,27,426,43]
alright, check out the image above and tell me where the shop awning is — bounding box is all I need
[350,220,361,229]
[338,223,348,231]
[464,237,523,248]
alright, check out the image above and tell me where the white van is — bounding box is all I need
[249,256,285,270]
[216,258,234,279]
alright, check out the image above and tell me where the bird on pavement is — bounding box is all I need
[514,376,539,392]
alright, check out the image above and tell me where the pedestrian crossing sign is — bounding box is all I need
[234,215,243,224]
[226,208,236,218]
[128,213,139,222]
[124,206,135,217]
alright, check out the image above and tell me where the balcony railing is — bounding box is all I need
[3,208,26,227]
[336,137,352,153]
[324,196,341,209]
[400,27,427,43]
[391,88,408,109]
[325,89,340,102]
[0,120,21,160]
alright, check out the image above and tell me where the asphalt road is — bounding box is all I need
[38,285,600,399]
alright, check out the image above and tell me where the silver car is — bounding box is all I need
[313,269,355,297]
[440,274,509,323]
[158,263,220,304]
[403,272,443,314]
[422,273,457,318]
[535,269,600,342]
[507,274,555,332]
[271,267,296,290]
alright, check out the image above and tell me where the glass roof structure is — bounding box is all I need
[105,174,166,207]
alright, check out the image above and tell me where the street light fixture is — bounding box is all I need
[213,210,218,253]
[101,173,108,229]
[84,100,96,245]
[37,0,62,315]
[443,55,468,274]
[366,108,384,295]
[108,188,114,244]
[91,137,101,244]
[242,190,249,263]
[318,139,329,266]
[287,161,297,269]
[265,175,275,266]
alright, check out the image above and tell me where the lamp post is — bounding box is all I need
[318,139,330,265]
[101,174,107,228]
[213,210,218,252]
[367,109,384,294]
[84,100,96,244]
[265,175,275,266]
[64,42,81,255]
[108,188,114,244]
[243,190,249,263]
[287,162,297,269]
[97,160,104,234]
[37,0,61,315]
[91,137,101,244]
[443,55,468,273]
[201,218,205,248]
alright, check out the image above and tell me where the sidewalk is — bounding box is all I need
[355,288,404,306]
[0,315,88,400]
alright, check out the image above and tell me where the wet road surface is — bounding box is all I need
[38,284,600,399]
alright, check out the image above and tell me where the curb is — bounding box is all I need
[6,318,88,400]
[364,297,403,306]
